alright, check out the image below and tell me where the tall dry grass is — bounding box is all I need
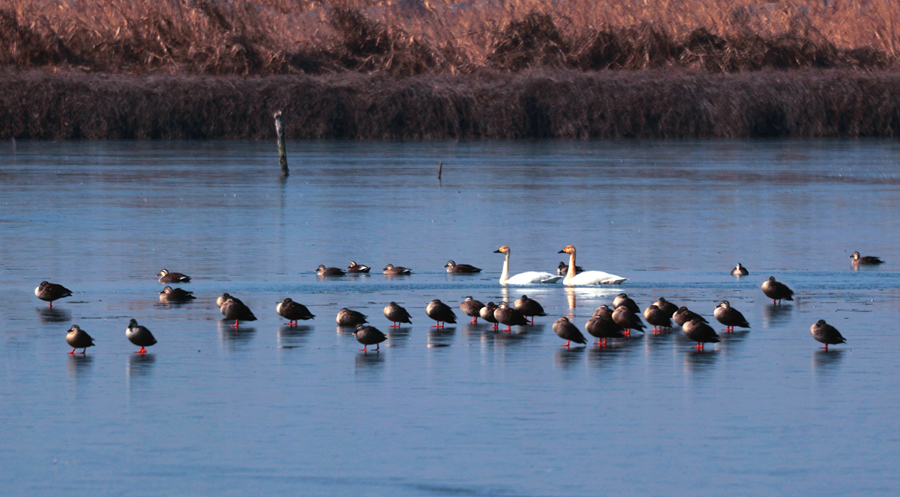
[0,0,897,75]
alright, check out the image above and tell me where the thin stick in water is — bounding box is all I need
[275,111,288,177]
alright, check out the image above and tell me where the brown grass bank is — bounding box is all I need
[2,69,899,139]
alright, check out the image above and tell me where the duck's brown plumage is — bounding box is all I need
[159,286,195,302]
[220,296,257,327]
[643,304,673,332]
[731,263,749,276]
[810,320,846,350]
[683,318,720,349]
[612,305,645,334]
[35,281,72,307]
[353,325,387,352]
[479,302,500,329]
[494,302,528,332]
[714,300,750,332]
[514,295,546,324]
[459,297,485,324]
[383,302,412,327]
[66,324,95,354]
[126,318,157,354]
[336,308,368,327]
[553,317,587,347]
[850,251,884,266]
[613,293,640,314]
[426,299,456,328]
[557,262,584,275]
[672,306,708,327]
[383,264,412,275]
[584,305,625,345]
[317,265,345,276]
[157,269,191,283]
[444,260,482,273]
[347,261,371,273]
[653,297,678,318]
[277,298,315,325]
[761,276,794,305]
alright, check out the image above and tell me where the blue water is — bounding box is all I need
[1,140,899,495]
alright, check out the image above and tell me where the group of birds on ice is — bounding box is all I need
[37,247,883,355]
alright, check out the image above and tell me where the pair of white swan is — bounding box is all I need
[494,245,626,286]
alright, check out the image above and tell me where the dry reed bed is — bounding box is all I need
[2,69,899,139]
[0,0,897,75]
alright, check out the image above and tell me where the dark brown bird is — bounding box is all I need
[557,262,584,276]
[514,295,547,324]
[347,261,371,273]
[584,305,625,346]
[459,297,485,324]
[643,304,672,333]
[383,264,412,275]
[316,265,345,276]
[35,281,72,308]
[849,251,884,266]
[612,305,645,335]
[653,297,678,318]
[383,302,412,328]
[336,308,368,327]
[479,302,500,330]
[353,324,387,352]
[159,286,195,303]
[810,319,846,351]
[714,300,749,332]
[683,318,720,350]
[613,293,640,314]
[220,295,257,328]
[444,260,482,274]
[731,263,749,276]
[553,317,587,347]
[157,269,191,283]
[761,276,794,305]
[276,298,315,326]
[66,324,95,355]
[494,302,528,333]
[672,306,708,327]
[426,299,456,328]
[126,318,157,355]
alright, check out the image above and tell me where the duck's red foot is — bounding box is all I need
[623,330,631,337]
[694,343,704,349]
[134,347,147,355]
[470,317,478,324]
[68,349,75,355]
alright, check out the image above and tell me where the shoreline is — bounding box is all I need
[2,69,899,140]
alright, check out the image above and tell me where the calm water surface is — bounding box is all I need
[2,140,900,496]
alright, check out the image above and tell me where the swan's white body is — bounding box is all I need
[560,246,626,286]
[496,246,561,286]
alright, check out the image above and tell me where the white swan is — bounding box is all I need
[494,245,561,285]
[558,245,627,285]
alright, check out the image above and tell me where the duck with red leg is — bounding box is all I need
[810,320,846,351]
[553,317,587,348]
[714,300,750,333]
[479,302,500,330]
[426,299,456,329]
[493,302,528,333]
[585,305,625,347]
[35,281,72,308]
[514,295,547,325]
[612,305,645,337]
[126,319,157,355]
[761,276,794,305]
[353,325,387,353]
[383,302,412,328]
[65,325,95,355]
[277,298,314,326]
[219,294,257,329]
[683,318,720,350]
[459,297,484,324]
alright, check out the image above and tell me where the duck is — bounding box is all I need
[353,325,387,352]
[316,265,345,276]
[612,293,640,314]
[810,320,846,351]
[157,269,190,283]
[220,295,257,328]
[347,261,371,273]
[459,297,485,324]
[383,264,412,275]
[514,295,547,324]
[672,306,708,327]
[494,246,561,285]
[276,298,315,326]
[426,299,456,328]
[479,302,500,330]
[558,245,626,286]
[653,297,678,318]
[612,305,645,335]
[444,260,482,274]
[159,286,195,303]
[849,251,884,266]
[714,300,750,332]
[731,263,749,276]
[761,276,794,305]
[553,317,587,348]
[643,304,672,333]
[35,281,72,308]
[557,262,584,276]
[383,302,412,328]
[66,324,95,354]
[126,319,157,355]
[584,305,625,346]
[493,302,528,332]
[336,308,368,327]
[216,293,235,308]
[682,318,720,350]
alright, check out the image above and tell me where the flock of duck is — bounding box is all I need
[38,246,883,355]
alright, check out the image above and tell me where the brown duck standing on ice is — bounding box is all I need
[585,305,625,346]
[126,319,157,355]
[479,302,500,330]
[494,302,528,333]
[672,306,708,327]
[459,297,485,324]
[810,320,846,351]
[714,300,750,333]
[761,276,794,305]
[35,281,72,308]
[849,251,884,266]
[653,297,678,318]
[553,317,587,348]
[383,302,412,328]
[683,318,720,350]
[157,269,191,284]
[426,299,456,328]
[514,295,547,325]
[66,324,95,355]
[336,308,368,327]
[613,293,641,314]
[612,305,645,336]
[643,304,672,333]
[276,298,315,326]
[444,260,482,274]
[353,325,387,353]
[219,295,257,328]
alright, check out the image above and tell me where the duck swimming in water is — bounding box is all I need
[316,265,345,276]
[849,251,884,266]
[383,264,412,275]
[731,263,749,276]
[444,260,482,274]
[558,245,626,285]
[347,261,371,273]
[157,269,191,284]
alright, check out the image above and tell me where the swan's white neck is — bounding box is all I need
[565,250,577,282]
[499,253,510,285]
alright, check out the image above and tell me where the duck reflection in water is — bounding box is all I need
[554,347,585,369]
[761,303,793,328]
[218,321,256,347]
[682,348,719,373]
[427,327,455,348]
[386,327,410,348]
[66,354,94,378]
[278,324,313,348]
[813,348,846,372]
[355,351,385,372]
[127,353,156,377]
[37,307,71,323]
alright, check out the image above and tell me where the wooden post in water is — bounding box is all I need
[437,161,443,180]
[274,111,288,177]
